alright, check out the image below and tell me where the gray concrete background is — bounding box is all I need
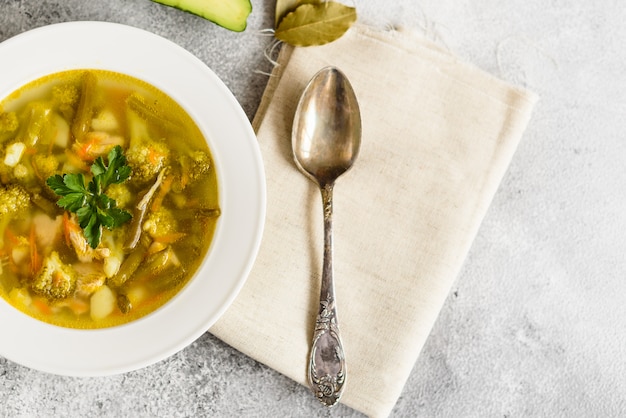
[1,1,625,417]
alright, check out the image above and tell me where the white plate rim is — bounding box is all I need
[0,21,266,376]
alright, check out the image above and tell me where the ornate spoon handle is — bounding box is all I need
[308,183,346,407]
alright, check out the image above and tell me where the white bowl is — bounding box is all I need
[0,21,266,376]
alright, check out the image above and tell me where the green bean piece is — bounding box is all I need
[130,247,172,284]
[71,71,97,143]
[109,238,148,288]
[144,265,186,293]
[16,103,52,147]
[126,93,182,136]
[175,207,221,221]
[117,294,132,314]
[32,193,61,218]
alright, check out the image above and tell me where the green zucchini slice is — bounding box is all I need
[152,0,252,32]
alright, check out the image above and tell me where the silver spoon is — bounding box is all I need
[292,67,362,407]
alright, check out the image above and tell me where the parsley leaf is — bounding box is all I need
[91,145,131,189]
[46,145,133,249]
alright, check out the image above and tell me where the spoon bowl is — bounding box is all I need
[292,67,361,407]
[293,67,361,186]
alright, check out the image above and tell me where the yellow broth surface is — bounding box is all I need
[0,70,219,328]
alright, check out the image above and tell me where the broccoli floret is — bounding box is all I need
[183,150,211,181]
[142,206,177,239]
[0,112,18,135]
[32,154,60,180]
[52,84,79,107]
[12,163,31,182]
[51,84,79,123]
[171,150,212,192]
[106,182,132,208]
[126,141,170,184]
[0,184,30,216]
[0,184,31,247]
[31,251,77,299]
[32,154,60,194]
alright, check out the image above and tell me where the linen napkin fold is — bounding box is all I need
[210,24,537,417]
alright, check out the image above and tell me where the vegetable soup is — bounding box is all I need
[0,69,219,328]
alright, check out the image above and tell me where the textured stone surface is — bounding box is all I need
[1,1,625,417]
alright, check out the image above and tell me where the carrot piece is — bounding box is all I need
[32,297,53,316]
[180,165,190,190]
[64,149,90,172]
[31,157,43,180]
[24,146,37,155]
[183,198,200,208]
[150,174,174,212]
[29,224,41,275]
[152,232,186,245]
[4,228,20,247]
[66,298,89,315]
[62,212,73,247]
[74,136,99,162]
[48,136,55,155]
[2,229,20,274]
[148,148,158,165]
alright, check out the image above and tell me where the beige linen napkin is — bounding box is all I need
[210,24,537,417]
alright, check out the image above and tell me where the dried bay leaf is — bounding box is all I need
[275,0,318,27]
[275,2,357,47]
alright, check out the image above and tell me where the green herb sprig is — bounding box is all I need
[47,145,132,249]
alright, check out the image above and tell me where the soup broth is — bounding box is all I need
[0,69,219,328]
